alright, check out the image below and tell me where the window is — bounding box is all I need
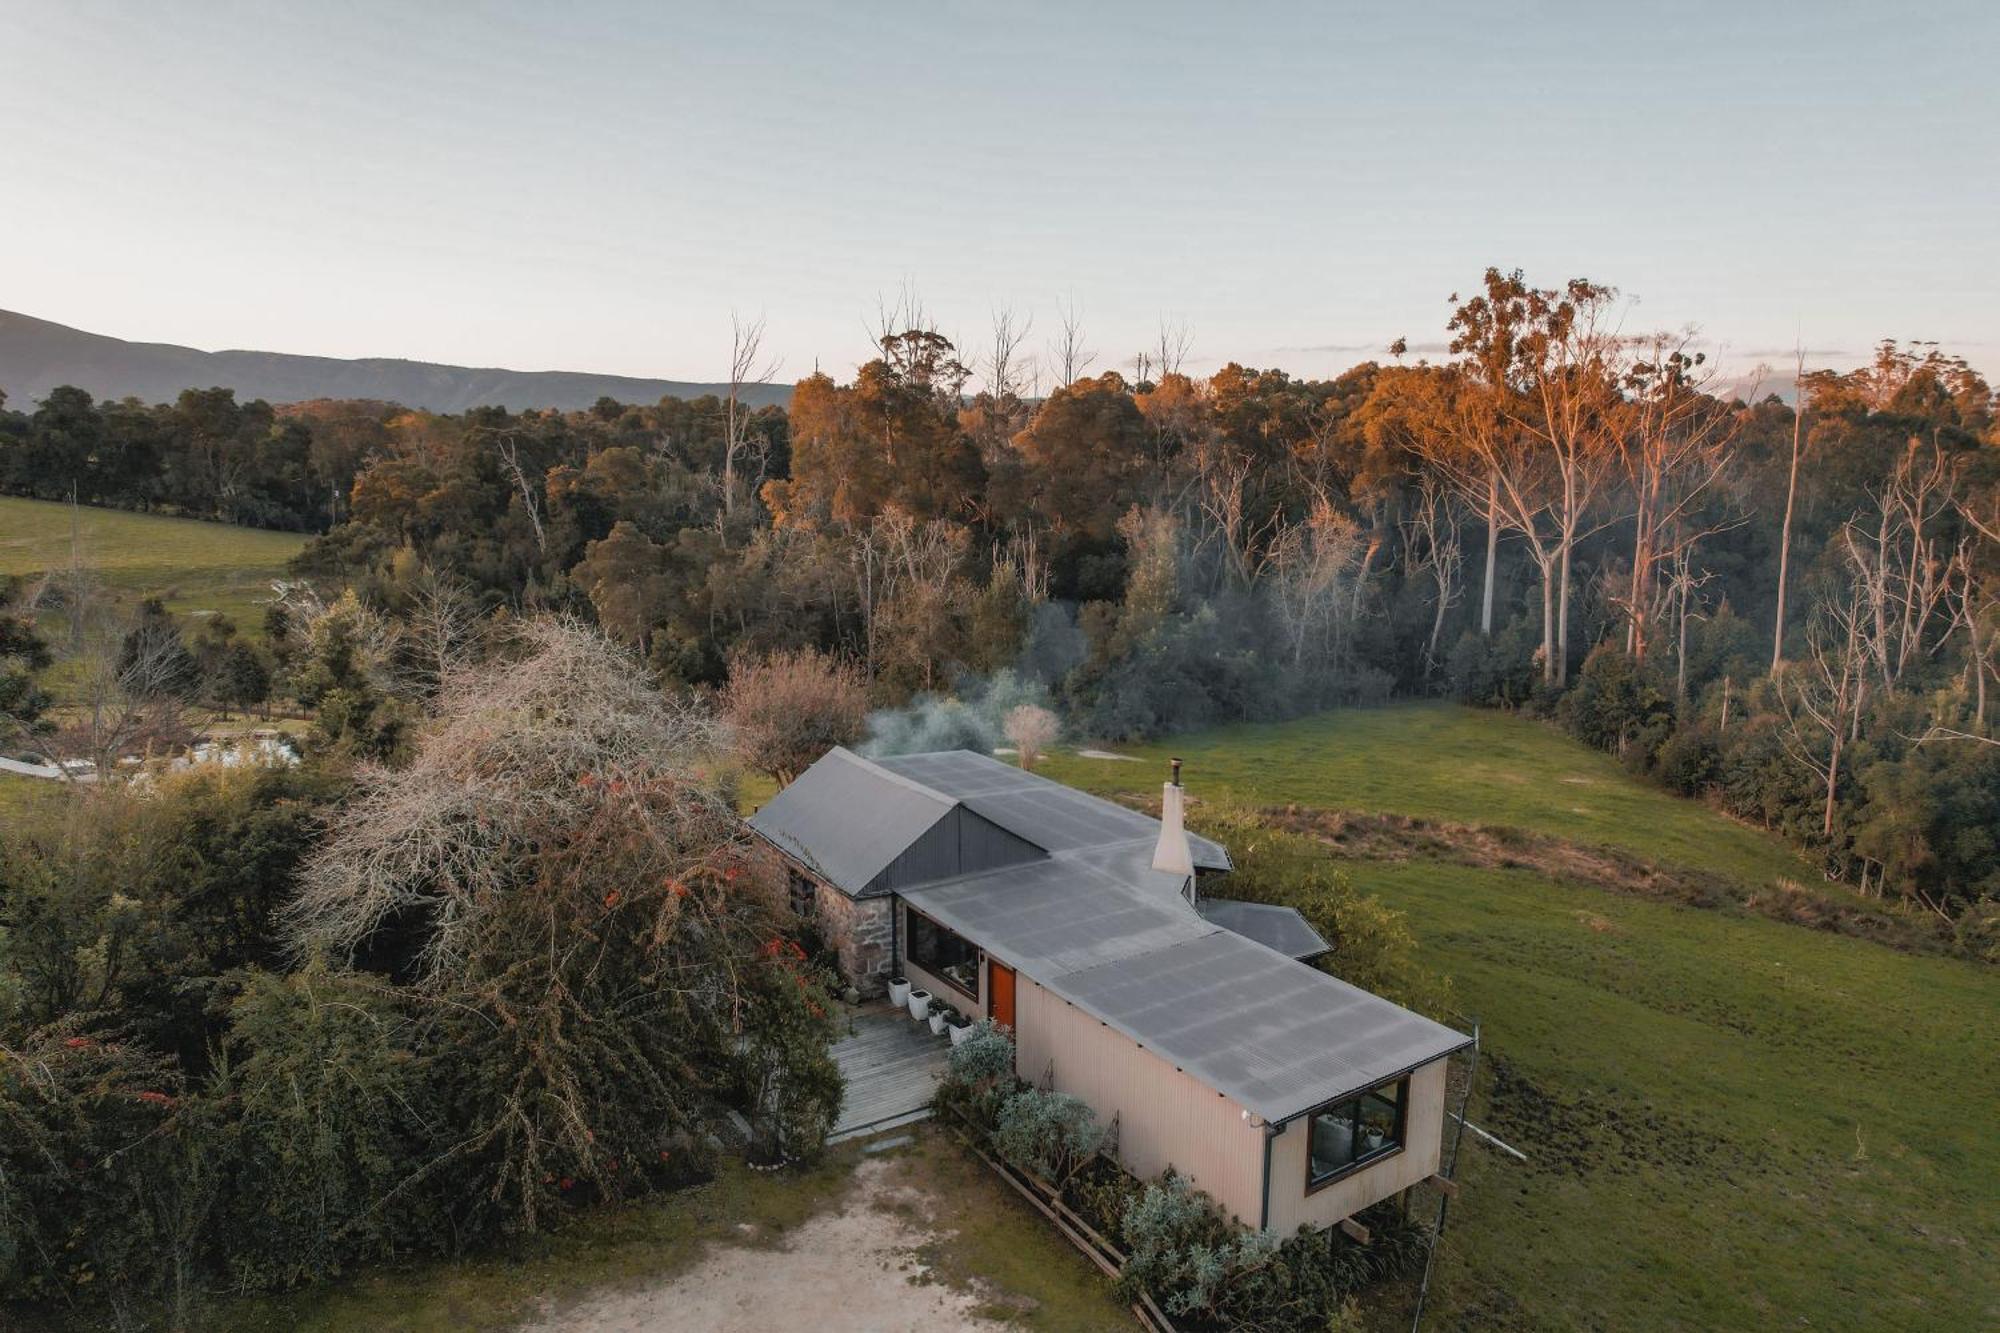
[906,908,979,998]
[787,871,816,921]
[1306,1076,1407,1188]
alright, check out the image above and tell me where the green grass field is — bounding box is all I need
[0,495,306,632]
[1040,703,1809,888]
[1045,705,1998,1331]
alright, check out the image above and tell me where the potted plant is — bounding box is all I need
[906,987,932,1021]
[947,1012,976,1046]
[928,1004,953,1037]
[888,976,911,1007]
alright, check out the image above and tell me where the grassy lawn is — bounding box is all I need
[1043,704,1996,1332]
[0,495,306,633]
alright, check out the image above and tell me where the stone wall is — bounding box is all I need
[810,877,895,997]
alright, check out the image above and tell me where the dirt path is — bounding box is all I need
[518,1157,1012,1333]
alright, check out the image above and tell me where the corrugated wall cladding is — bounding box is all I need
[863,806,1045,895]
[1015,974,1266,1225]
[1264,1057,1448,1234]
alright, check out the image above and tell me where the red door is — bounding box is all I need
[988,960,1016,1033]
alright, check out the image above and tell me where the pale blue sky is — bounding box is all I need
[3,1,1994,387]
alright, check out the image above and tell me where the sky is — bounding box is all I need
[3,0,1996,390]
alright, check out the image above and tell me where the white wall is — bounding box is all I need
[1013,974,1267,1225]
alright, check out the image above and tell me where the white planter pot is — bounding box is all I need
[948,1022,974,1047]
[906,989,932,1021]
[888,979,911,1006]
[928,1011,950,1036]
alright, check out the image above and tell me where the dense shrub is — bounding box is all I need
[0,1022,183,1306]
[933,1019,1016,1126]
[992,1087,1107,1184]
[1195,810,1457,1019]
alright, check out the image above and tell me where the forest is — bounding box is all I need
[8,272,1992,922]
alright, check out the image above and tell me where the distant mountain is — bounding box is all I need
[0,309,792,414]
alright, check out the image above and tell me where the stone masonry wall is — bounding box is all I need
[812,879,895,997]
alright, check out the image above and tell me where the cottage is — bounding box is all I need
[749,747,1471,1233]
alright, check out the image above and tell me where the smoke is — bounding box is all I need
[860,602,1086,757]
[860,668,1053,758]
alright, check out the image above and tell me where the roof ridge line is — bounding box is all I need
[829,746,958,807]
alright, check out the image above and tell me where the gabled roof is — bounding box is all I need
[748,749,955,895]
[874,749,1232,873]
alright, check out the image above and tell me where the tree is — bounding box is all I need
[0,609,53,742]
[1772,348,1808,669]
[287,619,840,1224]
[215,641,272,719]
[722,647,868,784]
[1780,592,1870,839]
[1002,704,1058,770]
[722,313,780,520]
[572,521,673,654]
[1618,332,1746,663]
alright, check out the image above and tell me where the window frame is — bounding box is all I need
[1302,1075,1410,1193]
[904,905,980,1001]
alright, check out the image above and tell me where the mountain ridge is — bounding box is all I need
[0,309,792,414]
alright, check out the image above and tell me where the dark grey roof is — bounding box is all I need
[1048,929,1464,1123]
[873,750,1233,872]
[754,746,1469,1122]
[1197,899,1331,961]
[748,749,953,895]
[903,860,1467,1123]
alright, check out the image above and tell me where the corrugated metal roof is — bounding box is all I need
[1196,899,1331,960]
[747,750,953,896]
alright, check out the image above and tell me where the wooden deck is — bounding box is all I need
[827,1001,950,1143]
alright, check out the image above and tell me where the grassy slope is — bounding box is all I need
[0,495,306,632]
[1044,704,1996,1332]
[1041,702,1807,887]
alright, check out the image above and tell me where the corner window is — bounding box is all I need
[1306,1076,1407,1188]
[906,908,979,998]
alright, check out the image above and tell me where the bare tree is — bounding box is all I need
[1779,591,1870,841]
[1260,494,1365,668]
[1048,297,1095,389]
[1944,540,1996,730]
[488,430,547,555]
[1154,318,1192,379]
[1618,331,1749,663]
[723,647,868,784]
[400,565,486,696]
[287,617,720,976]
[983,307,1034,401]
[724,312,780,517]
[1003,704,1059,771]
[1841,439,1956,690]
[1771,347,1808,669]
[1400,477,1464,678]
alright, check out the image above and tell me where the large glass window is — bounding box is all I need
[1306,1077,1406,1187]
[906,908,979,998]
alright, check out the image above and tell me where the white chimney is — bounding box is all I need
[1151,757,1195,896]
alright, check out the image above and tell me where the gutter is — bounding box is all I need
[1262,1035,1480,1132]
